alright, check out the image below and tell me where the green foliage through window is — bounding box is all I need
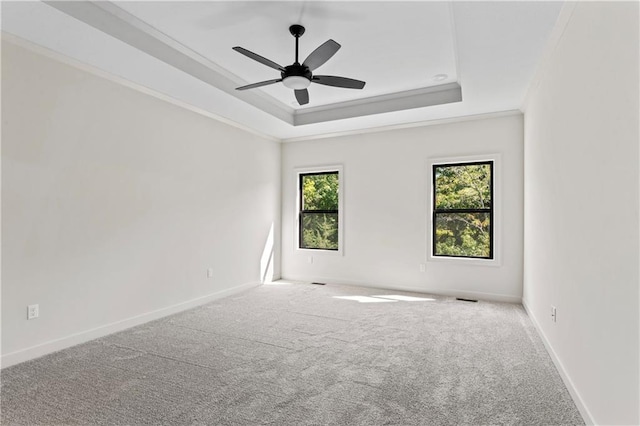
[300,172,339,250]
[433,162,493,259]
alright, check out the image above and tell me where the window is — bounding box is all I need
[432,161,493,259]
[299,171,340,251]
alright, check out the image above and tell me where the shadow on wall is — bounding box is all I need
[260,223,275,283]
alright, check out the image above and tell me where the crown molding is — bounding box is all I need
[44,0,294,124]
[520,1,577,111]
[1,33,280,142]
[294,83,462,126]
[282,110,522,143]
[44,1,462,127]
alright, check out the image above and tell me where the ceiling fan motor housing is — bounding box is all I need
[282,64,312,81]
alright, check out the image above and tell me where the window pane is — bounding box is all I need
[435,212,491,258]
[301,213,338,250]
[302,173,339,211]
[435,164,491,210]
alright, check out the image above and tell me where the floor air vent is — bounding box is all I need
[456,297,478,303]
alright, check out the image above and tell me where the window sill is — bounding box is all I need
[296,247,344,256]
[428,255,501,267]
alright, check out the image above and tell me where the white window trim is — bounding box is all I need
[294,164,344,256]
[426,154,502,267]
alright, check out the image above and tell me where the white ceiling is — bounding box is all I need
[1,1,564,141]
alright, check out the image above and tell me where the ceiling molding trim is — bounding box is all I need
[41,1,465,127]
[1,33,280,142]
[520,1,577,111]
[43,0,294,125]
[282,110,522,143]
[294,83,463,126]
[447,2,462,89]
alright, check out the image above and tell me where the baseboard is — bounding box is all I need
[522,298,595,425]
[1,281,261,369]
[280,275,522,304]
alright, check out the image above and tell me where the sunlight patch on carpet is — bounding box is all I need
[333,296,398,303]
[373,295,435,302]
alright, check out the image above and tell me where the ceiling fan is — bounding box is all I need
[233,24,366,106]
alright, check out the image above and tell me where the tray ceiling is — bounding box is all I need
[1,1,564,140]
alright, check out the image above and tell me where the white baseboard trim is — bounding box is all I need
[1,281,261,369]
[280,276,522,304]
[522,298,595,425]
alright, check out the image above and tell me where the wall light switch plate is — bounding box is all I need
[207,268,213,278]
[27,304,39,320]
[419,264,426,272]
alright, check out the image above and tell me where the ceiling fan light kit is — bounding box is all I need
[282,76,311,90]
[233,24,366,106]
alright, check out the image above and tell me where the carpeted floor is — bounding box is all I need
[1,281,583,425]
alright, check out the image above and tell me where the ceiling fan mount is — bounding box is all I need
[233,24,366,105]
[289,24,305,38]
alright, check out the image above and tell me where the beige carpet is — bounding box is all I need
[1,281,583,425]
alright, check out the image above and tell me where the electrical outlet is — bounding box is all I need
[207,268,213,278]
[27,304,39,320]
[551,306,557,323]
[419,263,426,272]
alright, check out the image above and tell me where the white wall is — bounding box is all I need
[1,40,281,366]
[523,2,639,425]
[281,114,523,302]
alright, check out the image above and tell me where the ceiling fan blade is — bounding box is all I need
[303,39,341,71]
[312,75,366,89]
[233,47,285,71]
[236,79,282,90]
[295,89,309,105]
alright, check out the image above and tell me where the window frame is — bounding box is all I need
[427,155,501,266]
[295,165,344,255]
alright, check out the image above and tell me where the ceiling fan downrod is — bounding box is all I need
[289,24,305,64]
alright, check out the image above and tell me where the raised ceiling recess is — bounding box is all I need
[2,1,564,140]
